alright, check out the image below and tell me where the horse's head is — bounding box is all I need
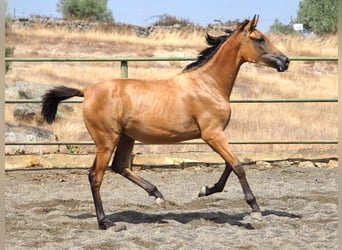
[237,15,289,72]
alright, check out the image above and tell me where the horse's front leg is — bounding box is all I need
[201,130,261,214]
[198,162,232,197]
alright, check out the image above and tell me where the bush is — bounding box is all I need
[57,0,113,21]
[269,19,294,34]
[5,47,15,74]
[152,14,194,26]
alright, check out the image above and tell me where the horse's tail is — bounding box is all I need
[41,85,84,124]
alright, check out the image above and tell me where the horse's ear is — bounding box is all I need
[245,15,259,32]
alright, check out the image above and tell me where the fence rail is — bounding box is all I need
[5,56,338,146]
[4,97,338,104]
[4,56,339,62]
[4,139,338,146]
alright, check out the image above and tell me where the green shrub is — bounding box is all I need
[57,0,113,21]
[269,19,294,34]
[5,47,14,74]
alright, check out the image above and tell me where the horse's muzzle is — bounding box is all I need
[275,55,290,72]
[261,54,290,72]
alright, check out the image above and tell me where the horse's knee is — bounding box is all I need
[232,162,246,179]
[88,169,104,191]
[88,169,95,183]
[88,173,98,191]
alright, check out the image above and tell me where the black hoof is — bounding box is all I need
[98,218,115,230]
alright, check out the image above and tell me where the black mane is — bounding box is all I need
[182,19,249,72]
[182,33,230,72]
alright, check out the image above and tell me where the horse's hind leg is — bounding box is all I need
[88,139,116,230]
[111,134,164,201]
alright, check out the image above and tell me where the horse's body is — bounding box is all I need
[42,16,289,230]
[83,74,227,144]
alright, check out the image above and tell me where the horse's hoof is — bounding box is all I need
[198,186,209,197]
[98,219,115,230]
[242,211,263,223]
[155,197,165,204]
[250,211,263,221]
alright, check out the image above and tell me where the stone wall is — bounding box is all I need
[11,17,233,37]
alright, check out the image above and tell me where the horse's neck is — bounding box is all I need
[200,38,242,99]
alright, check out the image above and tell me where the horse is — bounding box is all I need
[41,15,289,230]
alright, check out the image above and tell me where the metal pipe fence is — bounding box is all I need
[4,56,338,146]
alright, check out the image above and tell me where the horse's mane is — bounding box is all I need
[182,19,250,72]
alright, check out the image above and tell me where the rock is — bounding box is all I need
[5,122,54,154]
[328,160,338,168]
[18,88,35,99]
[256,161,272,170]
[13,103,40,121]
[298,161,315,168]
[7,81,75,122]
[8,82,45,122]
[6,81,51,100]
[273,160,292,168]
[7,81,51,99]
[5,122,54,142]
[314,162,328,168]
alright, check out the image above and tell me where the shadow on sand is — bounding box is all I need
[69,208,301,230]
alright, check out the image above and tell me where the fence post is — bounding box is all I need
[120,60,132,168]
[121,60,128,78]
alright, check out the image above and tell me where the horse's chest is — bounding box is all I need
[214,103,232,125]
[208,101,231,118]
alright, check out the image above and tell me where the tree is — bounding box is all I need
[57,0,113,21]
[269,19,294,34]
[296,0,337,34]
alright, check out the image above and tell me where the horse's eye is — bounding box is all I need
[255,37,265,44]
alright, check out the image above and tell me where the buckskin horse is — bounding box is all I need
[42,15,289,230]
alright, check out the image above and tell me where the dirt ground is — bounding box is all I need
[5,162,337,249]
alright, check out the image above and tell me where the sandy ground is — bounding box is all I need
[5,163,337,249]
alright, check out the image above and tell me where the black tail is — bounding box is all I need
[41,85,84,124]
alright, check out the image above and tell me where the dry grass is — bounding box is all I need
[267,33,337,56]
[6,26,205,57]
[5,25,337,154]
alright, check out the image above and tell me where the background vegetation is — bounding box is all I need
[270,0,337,34]
[54,0,338,35]
[5,47,14,73]
[296,0,337,34]
[57,0,113,21]
[151,14,194,27]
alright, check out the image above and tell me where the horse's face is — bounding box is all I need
[239,15,289,72]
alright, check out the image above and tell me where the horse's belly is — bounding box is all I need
[124,120,200,144]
